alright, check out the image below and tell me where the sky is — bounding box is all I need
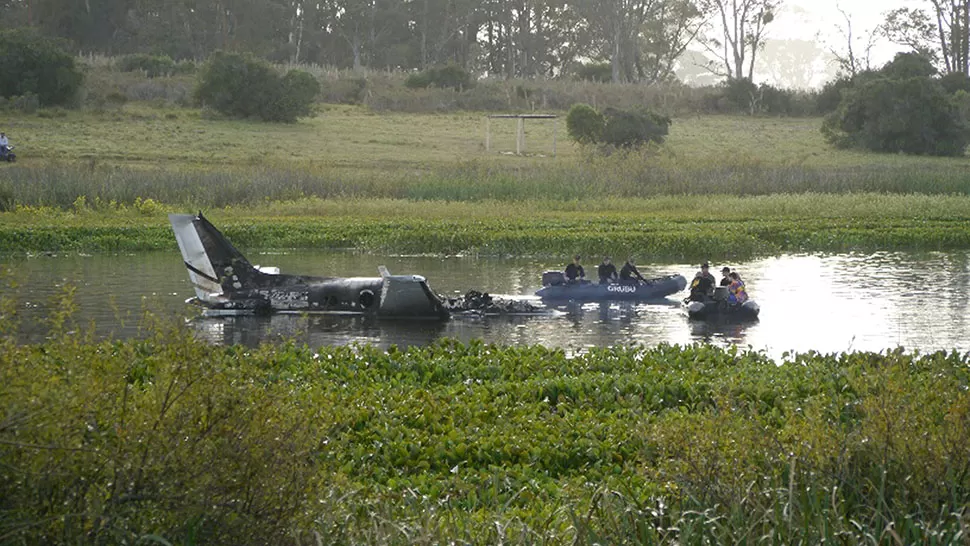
[678,0,916,88]
[782,0,911,64]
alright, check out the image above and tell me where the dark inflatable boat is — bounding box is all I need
[684,287,760,320]
[170,213,450,319]
[535,270,687,302]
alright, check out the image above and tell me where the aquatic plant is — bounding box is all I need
[2,309,969,544]
[2,195,970,259]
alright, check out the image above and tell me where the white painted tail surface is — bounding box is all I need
[169,214,222,301]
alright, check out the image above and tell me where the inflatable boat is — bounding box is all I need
[170,213,450,319]
[684,287,760,320]
[535,270,687,302]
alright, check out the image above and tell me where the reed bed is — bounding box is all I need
[3,194,970,258]
[3,157,970,211]
[1,303,968,544]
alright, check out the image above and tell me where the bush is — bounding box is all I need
[566,103,605,145]
[0,29,83,107]
[940,71,970,94]
[817,75,855,114]
[720,78,759,114]
[822,75,970,156]
[194,51,319,122]
[566,103,670,149]
[601,107,671,148]
[575,62,613,83]
[880,52,937,79]
[0,92,40,114]
[404,64,475,91]
[117,54,176,78]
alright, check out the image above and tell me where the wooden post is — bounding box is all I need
[552,118,557,157]
[485,116,491,152]
[516,117,524,154]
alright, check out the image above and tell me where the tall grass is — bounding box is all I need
[3,154,970,210]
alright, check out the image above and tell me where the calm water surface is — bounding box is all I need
[2,250,969,358]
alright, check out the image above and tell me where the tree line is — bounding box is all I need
[0,0,779,83]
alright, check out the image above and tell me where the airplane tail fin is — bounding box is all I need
[169,212,262,301]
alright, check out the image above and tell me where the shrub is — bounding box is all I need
[405,64,474,91]
[601,107,671,148]
[0,92,40,114]
[880,52,937,79]
[719,78,759,114]
[566,103,605,145]
[117,54,176,78]
[940,71,970,94]
[822,75,970,156]
[817,75,855,114]
[0,29,83,107]
[194,51,319,122]
[574,62,613,83]
[566,103,670,148]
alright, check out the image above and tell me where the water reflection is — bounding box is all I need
[2,250,969,358]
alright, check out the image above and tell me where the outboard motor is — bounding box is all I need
[542,270,566,287]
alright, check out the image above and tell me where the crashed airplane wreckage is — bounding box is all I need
[169,213,542,318]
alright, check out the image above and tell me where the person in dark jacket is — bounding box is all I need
[564,255,585,283]
[598,256,618,284]
[697,262,716,286]
[720,266,732,286]
[689,272,715,302]
[619,257,647,283]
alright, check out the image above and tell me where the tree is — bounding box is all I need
[575,0,657,82]
[0,28,83,106]
[883,1,970,75]
[699,0,781,81]
[637,0,705,83]
[822,54,970,156]
[822,4,879,77]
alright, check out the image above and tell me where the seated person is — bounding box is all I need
[688,271,715,301]
[597,256,618,284]
[0,132,8,155]
[727,272,748,304]
[564,255,585,283]
[720,266,732,286]
[698,262,716,285]
[619,257,647,283]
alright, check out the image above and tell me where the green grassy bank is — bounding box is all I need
[2,311,968,544]
[2,194,970,259]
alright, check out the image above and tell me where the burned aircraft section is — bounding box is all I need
[169,213,451,319]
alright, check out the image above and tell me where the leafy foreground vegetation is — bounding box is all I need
[2,194,970,259]
[1,306,969,544]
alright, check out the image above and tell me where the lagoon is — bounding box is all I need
[2,250,968,357]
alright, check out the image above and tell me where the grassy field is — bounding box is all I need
[2,100,970,254]
[4,104,970,171]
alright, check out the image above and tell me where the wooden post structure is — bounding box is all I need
[552,118,557,157]
[484,114,558,156]
[485,116,491,152]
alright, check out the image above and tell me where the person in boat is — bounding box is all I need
[727,272,749,304]
[619,257,647,283]
[598,256,618,284]
[564,255,585,284]
[688,271,715,302]
[697,262,716,286]
[720,266,732,286]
